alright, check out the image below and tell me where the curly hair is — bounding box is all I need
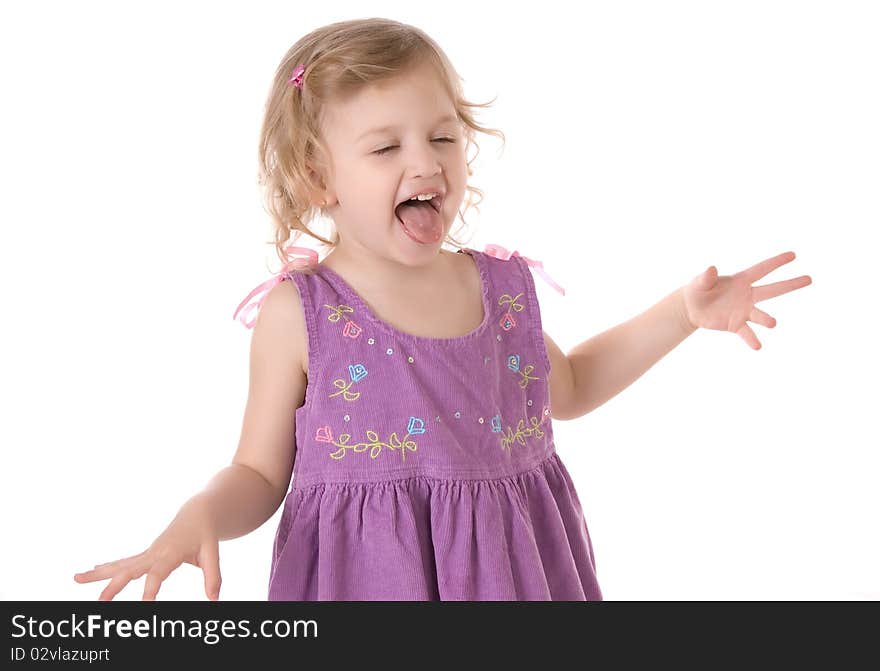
[256,17,506,273]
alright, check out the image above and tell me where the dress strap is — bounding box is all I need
[482,243,566,296]
[232,245,319,329]
[233,243,564,329]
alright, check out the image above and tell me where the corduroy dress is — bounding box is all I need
[259,246,602,600]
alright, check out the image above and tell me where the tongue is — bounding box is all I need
[395,200,443,244]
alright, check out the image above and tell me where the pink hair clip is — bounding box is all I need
[288,63,306,89]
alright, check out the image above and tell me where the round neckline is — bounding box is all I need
[316,248,492,344]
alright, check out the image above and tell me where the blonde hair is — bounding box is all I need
[256,17,506,272]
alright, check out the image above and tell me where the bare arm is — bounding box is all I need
[196,278,308,540]
[74,278,308,599]
[188,463,288,543]
[544,287,696,421]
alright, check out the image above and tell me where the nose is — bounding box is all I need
[404,140,442,178]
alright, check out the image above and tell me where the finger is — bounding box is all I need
[75,563,129,583]
[737,323,762,350]
[98,571,138,601]
[693,265,717,290]
[77,555,147,583]
[749,306,776,328]
[743,251,796,282]
[76,553,144,582]
[752,275,812,303]
[95,552,143,568]
[142,560,180,601]
[198,542,222,601]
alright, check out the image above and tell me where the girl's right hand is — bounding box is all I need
[73,498,221,601]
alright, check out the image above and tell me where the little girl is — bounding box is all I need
[73,18,811,601]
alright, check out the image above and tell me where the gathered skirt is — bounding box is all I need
[267,452,603,601]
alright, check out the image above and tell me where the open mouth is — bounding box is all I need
[393,194,445,244]
[395,194,443,213]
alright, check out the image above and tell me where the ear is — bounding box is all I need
[306,164,334,208]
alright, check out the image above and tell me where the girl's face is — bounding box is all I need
[318,62,468,270]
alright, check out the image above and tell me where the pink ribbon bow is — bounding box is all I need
[483,243,566,296]
[232,245,318,329]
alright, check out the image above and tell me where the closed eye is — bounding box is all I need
[373,138,456,156]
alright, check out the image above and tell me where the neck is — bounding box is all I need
[324,243,454,288]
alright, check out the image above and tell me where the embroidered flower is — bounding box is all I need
[499,414,545,453]
[343,320,362,338]
[517,364,540,389]
[325,304,354,322]
[323,303,362,338]
[348,364,368,382]
[406,416,426,435]
[329,363,368,402]
[498,292,525,313]
[498,292,524,331]
[327,423,422,462]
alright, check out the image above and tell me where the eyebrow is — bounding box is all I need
[356,114,459,142]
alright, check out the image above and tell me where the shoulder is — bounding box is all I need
[253,275,309,377]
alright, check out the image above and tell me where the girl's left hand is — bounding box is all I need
[680,251,812,350]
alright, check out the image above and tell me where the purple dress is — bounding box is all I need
[266,247,602,600]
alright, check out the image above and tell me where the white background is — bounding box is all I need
[1,0,877,601]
